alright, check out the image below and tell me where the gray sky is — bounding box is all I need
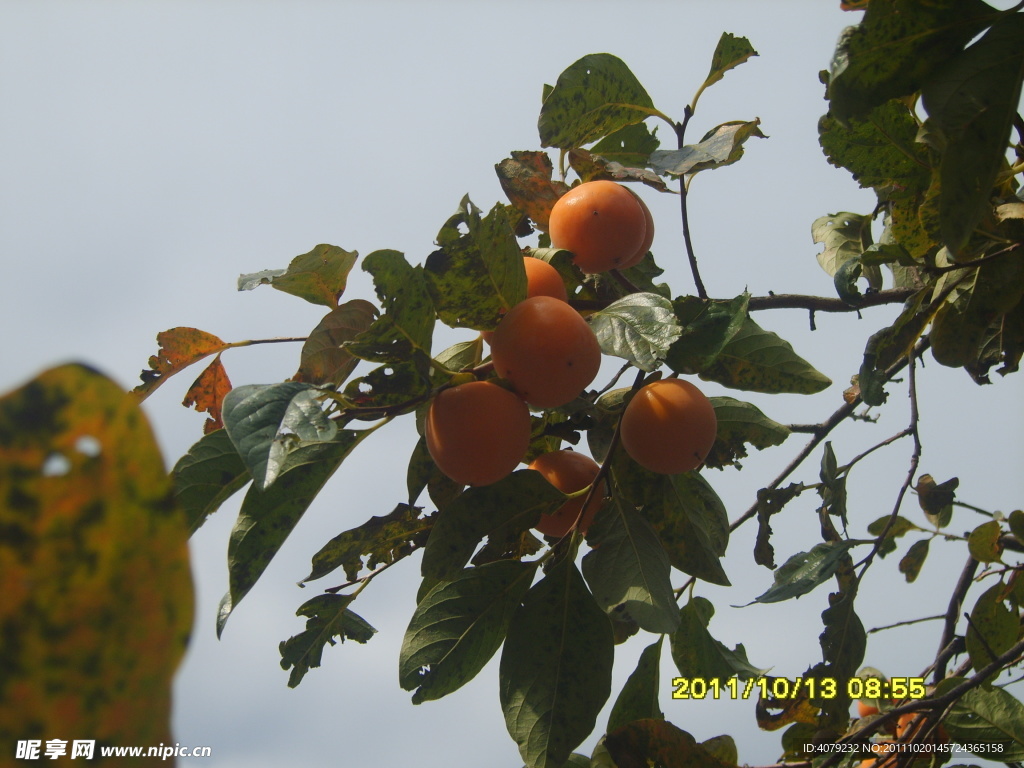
[2,2,1022,766]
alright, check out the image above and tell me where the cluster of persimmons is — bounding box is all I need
[424,180,718,538]
[854,697,949,767]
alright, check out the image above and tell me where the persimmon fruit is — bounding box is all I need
[528,450,604,538]
[424,380,530,487]
[548,180,647,274]
[523,256,568,302]
[481,256,567,346]
[490,295,602,409]
[857,742,896,768]
[857,699,880,718]
[620,188,655,270]
[620,378,717,474]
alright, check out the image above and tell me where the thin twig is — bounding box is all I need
[855,349,923,574]
[867,613,944,634]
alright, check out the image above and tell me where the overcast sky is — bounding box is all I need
[2,2,1022,766]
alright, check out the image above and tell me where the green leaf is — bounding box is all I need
[650,119,766,177]
[343,359,431,415]
[898,538,929,583]
[825,0,996,125]
[499,556,613,768]
[931,251,1024,375]
[588,292,681,371]
[399,560,537,704]
[698,316,832,394]
[279,594,376,687]
[704,396,790,470]
[922,13,1024,255]
[671,597,764,680]
[811,212,873,279]
[1009,509,1024,542]
[582,499,680,634]
[607,639,665,733]
[965,584,1018,671]
[304,503,429,584]
[222,382,337,490]
[219,429,372,636]
[700,735,738,765]
[694,32,759,106]
[754,484,806,569]
[589,123,662,168]
[916,473,958,527]
[858,287,940,405]
[0,364,193,748]
[613,461,731,586]
[420,470,565,582]
[345,250,435,362]
[293,299,379,386]
[237,244,358,308]
[866,514,918,557]
[753,541,860,604]
[539,53,661,149]
[425,197,526,330]
[819,100,932,201]
[817,442,848,524]
[666,293,750,375]
[171,428,250,534]
[940,680,1024,759]
[812,589,866,730]
[605,719,734,768]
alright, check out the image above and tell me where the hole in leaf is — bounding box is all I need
[42,452,71,477]
[75,435,101,457]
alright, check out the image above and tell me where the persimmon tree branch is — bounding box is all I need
[855,350,923,574]
[747,288,914,312]
[673,106,708,300]
[932,555,979,683]
[731,338,929,536]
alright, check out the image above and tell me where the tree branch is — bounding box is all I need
[747,288,914,313]
[674,106,708,300]
[933,556,979,683]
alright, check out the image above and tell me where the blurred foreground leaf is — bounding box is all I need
[0,363,193,754]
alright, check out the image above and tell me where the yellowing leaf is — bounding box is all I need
[495,151,570,232]
[135,326,230,399]
[182,354,232,434]
[0,363,193,751]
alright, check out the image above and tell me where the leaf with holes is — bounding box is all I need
[135,327,231,399]
[279,594,376,687]
[704,397,790,469]
[238,244,358,308]
[539,53,662,149]
[752,541,860,604]
[425,196,525,330]
[0,363,193,749]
